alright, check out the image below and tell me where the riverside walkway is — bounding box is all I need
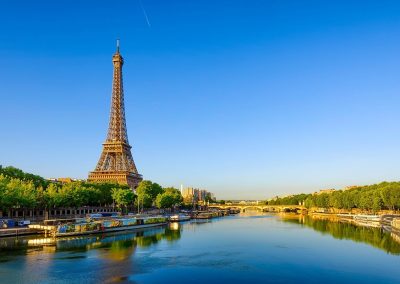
[0,227,41,237]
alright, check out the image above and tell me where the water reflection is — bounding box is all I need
[1,216,400,283]
[280,214,400,255]
[0,223,185,283]
[0,223,182,261]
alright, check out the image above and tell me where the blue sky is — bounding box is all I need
[1,0,400,199]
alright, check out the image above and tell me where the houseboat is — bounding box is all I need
[31,216,168,238]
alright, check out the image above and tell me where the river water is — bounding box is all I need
[0,213,399,283]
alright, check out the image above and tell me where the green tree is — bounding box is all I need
[155,192,175,209]
[151,183,164,199]
[372,191,383,212]
[111,188,136,213]
[328,191,341,208]
[43,183,59,209]
[155,187,182,209]
[0,175,11,211]
[0,165,48,189]
[83,182,124,205]
[136,180,159,208]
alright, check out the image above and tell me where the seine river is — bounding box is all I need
[1,213,400,283]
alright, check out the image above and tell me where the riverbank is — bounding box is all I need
[0,227,42,237]
[307,211,400,241]
[0,208,234,238]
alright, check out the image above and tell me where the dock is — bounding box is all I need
[0,227,42,238]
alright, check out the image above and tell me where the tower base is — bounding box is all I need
[88,171,143,190]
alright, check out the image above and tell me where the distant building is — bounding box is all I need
[181,187,198,203]
[210,193,216,201]
[344,185,359,191]
[314,189,336,195]
[267,196,279,202]
[280,194,294,199]
[181,187,215,204]
[48,177,83,184]
[199,190,208,202]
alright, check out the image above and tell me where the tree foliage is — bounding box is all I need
[267,194,311,206]
[155,187,183,209]
[0,165,48,189]
[0,175,39,210]
[136,180,164,208]
[267,182,400,212]
[0,166,185,213]
[0,166,132,212]
[111,187,136,212]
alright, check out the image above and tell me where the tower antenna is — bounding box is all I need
[116,38,120,52]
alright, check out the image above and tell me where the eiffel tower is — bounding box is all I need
[88,40,143,189]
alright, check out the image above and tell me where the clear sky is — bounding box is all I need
[1,0,400,199]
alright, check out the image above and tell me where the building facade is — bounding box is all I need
[181,187,215,204]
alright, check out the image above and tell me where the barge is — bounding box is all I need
[169,214,191,222]
[29,216,167,238]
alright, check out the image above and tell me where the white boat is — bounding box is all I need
[169,214,191,222]
[354,215,381,222]
[337,214,355,219]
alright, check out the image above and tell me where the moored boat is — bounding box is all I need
[354,215,381,222]
[42,216,167,237]
[169,214,191,222]
[194,212,214,219]
[229,209,241,214]
[337,213,355,219]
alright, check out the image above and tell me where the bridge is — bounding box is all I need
[208,204,306,213]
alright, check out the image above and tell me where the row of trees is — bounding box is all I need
[265,182,400,212]
[303,182,400,211]
[266,193,311,206]
[0,173,132,212]
[0,166,184,215]
[0,166,49,189]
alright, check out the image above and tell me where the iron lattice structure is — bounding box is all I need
[88,43,142,189]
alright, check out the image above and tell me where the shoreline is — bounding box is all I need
[305,212,400,239]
